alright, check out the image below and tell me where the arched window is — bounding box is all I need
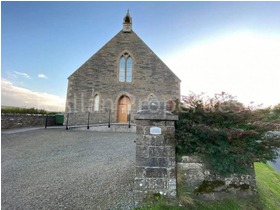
[94,95,100,111]
[119,53,133,82]
[119,57,125,82]
[126,57,132,82]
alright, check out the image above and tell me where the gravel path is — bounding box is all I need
[1,129,136,209]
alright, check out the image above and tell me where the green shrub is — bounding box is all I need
[175,92,279,175]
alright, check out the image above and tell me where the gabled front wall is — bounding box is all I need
[65,30,180,124]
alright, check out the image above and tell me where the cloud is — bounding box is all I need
[38,74,48,79]
[165,32,280,107]
[1,78,65,112]
[14,71,31,79]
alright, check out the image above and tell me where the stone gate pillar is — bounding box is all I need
[134,104,178,205]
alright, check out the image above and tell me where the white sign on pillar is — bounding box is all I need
[150,127,162,135]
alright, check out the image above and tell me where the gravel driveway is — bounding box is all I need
[1,129,136,209]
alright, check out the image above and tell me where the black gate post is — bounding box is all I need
[66,113,69,130]
[45,115,48,129]
[128,113,131,128]
[87,112,90,130]
[108,109,111,128]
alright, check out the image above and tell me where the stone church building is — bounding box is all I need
[65,11,181,125]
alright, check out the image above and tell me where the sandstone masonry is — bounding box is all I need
[65,11,180,125]
[134,107,178,205]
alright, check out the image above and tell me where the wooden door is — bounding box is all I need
[118,96,131,123]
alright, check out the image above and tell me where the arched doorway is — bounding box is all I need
[118,95,131,123]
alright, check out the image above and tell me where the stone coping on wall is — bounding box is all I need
[1,113,49,116]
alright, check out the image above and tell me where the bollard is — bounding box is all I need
[108,109,111,128]
[45,115,48,129]
[66,113,69,130]
[128,113,131,128]
[87,112,90,130]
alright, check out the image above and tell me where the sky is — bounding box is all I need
[1,1,280,111]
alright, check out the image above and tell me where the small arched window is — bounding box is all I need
[119,53,133,82]
[94,95,100,111]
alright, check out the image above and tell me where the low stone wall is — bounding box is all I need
[177,155,257,200]
[1,113,56,129]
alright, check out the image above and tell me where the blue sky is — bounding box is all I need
[1,1,280,111]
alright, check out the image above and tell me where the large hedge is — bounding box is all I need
[1,107,47,114]
[175,92,280,175]
[1,107,59,115]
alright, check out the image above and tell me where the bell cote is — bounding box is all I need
[123,10,132,32]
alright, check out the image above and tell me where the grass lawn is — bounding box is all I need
[254,163,280,210]
[137,163,280,210]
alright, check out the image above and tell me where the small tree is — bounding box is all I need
[175,92,279,175]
